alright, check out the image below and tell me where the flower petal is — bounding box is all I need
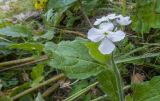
[87,28,105,42]
[107,30,125,42]
[98,38,115,54]
[99,22,114,31]
[94,16,108,25]
[116,15,131,25]
[106,13,118,20]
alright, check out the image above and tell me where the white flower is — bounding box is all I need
[116,15,131,25]
[88,22,125,54]
[94,16,108,25]
[0,4,10,11]
[93,13,125,26]
[106,13,119,20]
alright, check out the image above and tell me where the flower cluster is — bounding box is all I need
[87,14,131,54]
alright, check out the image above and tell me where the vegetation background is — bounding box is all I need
[0,0,160,101]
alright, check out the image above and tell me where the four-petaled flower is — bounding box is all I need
[87,14,131,54]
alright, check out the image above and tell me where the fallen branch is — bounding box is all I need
[0,56,35,67]
[0,55,48,72]
[42,78,66,97]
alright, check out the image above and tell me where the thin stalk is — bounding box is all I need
[112,53,124,101]
[78,0,93,28]
[91,95,108,101]
[12,73,65,100]
[122,0,126,16]
[55,28,86,38]
[63,82,98,101]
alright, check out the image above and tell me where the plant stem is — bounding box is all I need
[112,53,124,101]
[12,73,65,100]
[122,0,126,16]
[91,95,108,101]
[55,28,86,38]
[63,82,98,101]
[78,0,93,28]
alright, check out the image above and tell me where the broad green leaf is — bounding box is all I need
[35,93,45,101]
[9,42,44,52]
[97,69,119,101]
[0,25,31,37]
[85,42,109,64]
[0,96,12,101]
[45,38,105,79]
[132,0,160,33]
[47,0,77,10]
[132,76,160,101]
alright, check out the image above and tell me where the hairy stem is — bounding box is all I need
[112,53,124,101]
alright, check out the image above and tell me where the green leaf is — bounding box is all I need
[0,19,11,28]
[9,42,44,52]
[31,64,44,87]
[47,0,77,10]
[46,0,77,26]
[63,82,98,101]
[31,64,44,80]
[10,83,30,97]
[125,95,132,101]
[41,30,54,40]
[132,76,160,101]
[115,52,160,64]
[0,96,12,101]
[0,25,31,37]
[19,95,33,101]
[132,0,160,33]
[35,93,45,101]
[85,42,110,64]
[97,69,119,101]
[45,38,105,79]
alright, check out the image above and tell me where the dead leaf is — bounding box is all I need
[131,73,145,83]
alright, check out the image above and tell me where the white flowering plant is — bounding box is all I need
[86,13,131,101]
[88,14,131,54]
[1,0,160,101]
